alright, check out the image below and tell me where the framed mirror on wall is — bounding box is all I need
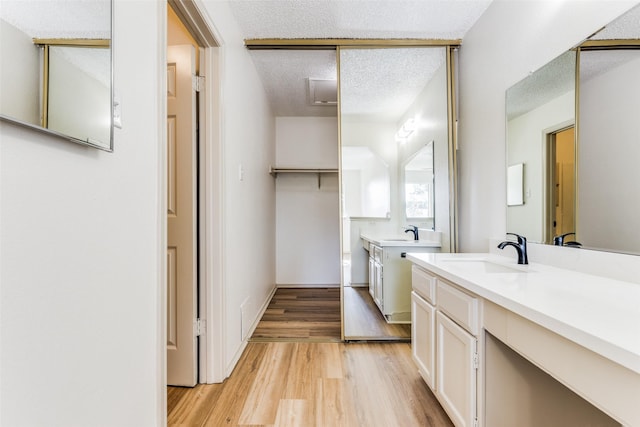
[0,0,113,151]
[505,3,640,255]
[339,45,458,341]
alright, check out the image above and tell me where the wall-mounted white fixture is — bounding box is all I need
[395,118,416,144]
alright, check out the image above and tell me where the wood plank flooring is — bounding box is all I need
[167,341,454,427]
[168,288,453,426]
[251,288,341,342]
[343,287,411,340]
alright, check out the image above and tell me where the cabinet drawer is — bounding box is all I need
[412,265,436,304]
[437,280,479,335]
[373,245,383,263]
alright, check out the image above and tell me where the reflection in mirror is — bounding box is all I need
[341,146,390,218]
[505,3,640,255]
[0,0,113,151]
[578,48,640,254]
[506,50,576,244]
[403,142,434,220]
[340,46,455,340]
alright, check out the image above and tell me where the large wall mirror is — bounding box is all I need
[340,46,456,340]
[506,4,640,255]
[0,0,113,151]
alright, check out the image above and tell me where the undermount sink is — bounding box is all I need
[439,258,532,274]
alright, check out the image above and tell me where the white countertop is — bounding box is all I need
[407,252,640,375]
[361,234,441,248]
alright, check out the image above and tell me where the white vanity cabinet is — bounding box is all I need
[412,265,480,427]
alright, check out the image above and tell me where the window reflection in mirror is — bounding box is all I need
[403,142,434,221]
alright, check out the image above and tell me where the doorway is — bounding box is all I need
[165,0,224,388]
[546,126,576,243]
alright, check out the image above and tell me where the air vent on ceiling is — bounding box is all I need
[308,78,337,106]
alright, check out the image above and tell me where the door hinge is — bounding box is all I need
[195,318,205,337]
[474,417,479,427]
[473,352,479,369]
[192,75,205,92]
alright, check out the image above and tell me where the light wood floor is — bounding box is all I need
[251,288,341,342]
[167,341,453,427]
[343,287,411,340]
[168,288,452,426]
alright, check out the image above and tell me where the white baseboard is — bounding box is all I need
[276,283,340,288]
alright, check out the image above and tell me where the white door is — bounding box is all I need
[167,44,198,387]
[436,311,477,427]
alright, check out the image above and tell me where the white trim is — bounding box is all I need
[156,1,168,425]
[224,286,277,376]
[202,42,226,383]
[276,283,341,288]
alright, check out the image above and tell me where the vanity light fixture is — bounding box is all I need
[395,118,416,144]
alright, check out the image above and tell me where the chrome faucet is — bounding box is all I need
[404,225,419,241]
[553,232,582,248]
[498,233,528,265]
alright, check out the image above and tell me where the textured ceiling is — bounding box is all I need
[228,0,492,40]
[228,0,493,117]
[340,47,445,121]
[506,4,640,121]
[590,3,640,40]
[249,50,338,117]
[0,0,110,38]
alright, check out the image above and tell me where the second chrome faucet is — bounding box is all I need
[498,233,528,265]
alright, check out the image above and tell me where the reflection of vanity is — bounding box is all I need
[408,252,639,427]
[361,234,440,323]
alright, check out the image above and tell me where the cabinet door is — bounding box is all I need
[374,261,383,309]
[368,256,375,298]
[412,291,436,389]
[436,311,477,427]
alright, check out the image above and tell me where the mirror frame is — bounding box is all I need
[337,42,460,341]
[0,1,114,152]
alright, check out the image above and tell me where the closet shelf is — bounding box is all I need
[269,166,339,177]
[269,166,338,189]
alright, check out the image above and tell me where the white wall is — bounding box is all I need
[275,117,340,286]
[506,90,574,242]
[0,1,165,425]
[199,1,277,372]
[457,0,637,252]
[579,54,640,254]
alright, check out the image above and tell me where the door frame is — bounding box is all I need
[543,121,575,244]
[164,0,226,385]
